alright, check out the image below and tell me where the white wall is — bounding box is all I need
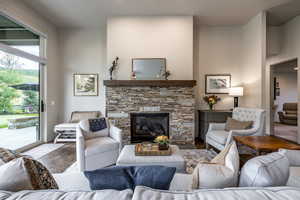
[194,25,243,110]
[266,15,300,142]
[0,0,60,141]
[107,16,194,80]
[59,28,106,121]
[240,12,266,109]
[273,72,297,122]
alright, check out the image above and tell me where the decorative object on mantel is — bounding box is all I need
[205,74,231,94]
[109,57,119,80]
[203,95,221,110]
[154,135,169,150]
[131,71,136,80]
[132,58,166,80]
[73,74,98,96]
[229,87,244,108]
[163,70,171,80]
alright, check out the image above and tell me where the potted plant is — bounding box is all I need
[154,135,169,150]
[203,95,221,110]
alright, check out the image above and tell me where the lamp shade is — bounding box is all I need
[229,87,244,97]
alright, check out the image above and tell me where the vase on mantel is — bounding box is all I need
[209,104,214,111]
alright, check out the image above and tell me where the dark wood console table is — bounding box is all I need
[198,110,232,141]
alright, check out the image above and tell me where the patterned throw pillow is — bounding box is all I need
[23,157,58,190]
[0,148,20,166]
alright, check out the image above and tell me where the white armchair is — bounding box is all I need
[206,107,265,151]
[76,119,122,171]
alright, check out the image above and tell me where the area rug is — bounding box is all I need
[65,149,217,174]
[23,143,64,159]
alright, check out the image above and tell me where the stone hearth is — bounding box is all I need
[105,80,196,145]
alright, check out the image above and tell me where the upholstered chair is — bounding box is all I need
[206,107,265,151]
[76,118,122,171]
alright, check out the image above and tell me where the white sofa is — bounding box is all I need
[1,186,300,200]
[206,107,265,151]
[76,119,122,171]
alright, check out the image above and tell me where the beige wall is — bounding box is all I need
[194,25,243,110]
[107,16,194,80]
[0,0,60,141]
[59,28,106,121]
[266,15,300,142]
[240,12,266,109]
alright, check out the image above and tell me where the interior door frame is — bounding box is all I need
[269,58,298,142]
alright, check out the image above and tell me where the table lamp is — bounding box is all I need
[229,87,244,108]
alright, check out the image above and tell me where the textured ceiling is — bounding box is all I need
[22,0,292,28]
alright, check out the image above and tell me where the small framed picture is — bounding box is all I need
[205,74,231,94]
[73,73,98,96]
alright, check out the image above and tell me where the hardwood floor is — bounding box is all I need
[37,143,76,173]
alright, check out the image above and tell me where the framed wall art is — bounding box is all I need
[205,74,231,94]
[73,73,98,96]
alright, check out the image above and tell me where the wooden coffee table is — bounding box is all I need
[234,136,300,156]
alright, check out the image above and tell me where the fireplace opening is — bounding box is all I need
[130,113,169,143]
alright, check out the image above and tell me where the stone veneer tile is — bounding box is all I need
[105,86,195,145]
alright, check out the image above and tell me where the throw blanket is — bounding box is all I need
[88,118,107,132]
[84,166,176,191]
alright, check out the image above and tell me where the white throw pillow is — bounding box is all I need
[192,142,239,189]
[79,118,109,139]
[0,158,33,192]
[239,152,289,187]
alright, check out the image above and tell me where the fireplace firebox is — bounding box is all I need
[130,113,169,143]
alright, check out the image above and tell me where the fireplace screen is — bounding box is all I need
[130,113,169,143]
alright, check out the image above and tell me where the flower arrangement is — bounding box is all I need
[154,135,169,150]
[203,95,221,110]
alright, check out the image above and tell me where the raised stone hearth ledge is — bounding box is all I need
[103,80,197,87]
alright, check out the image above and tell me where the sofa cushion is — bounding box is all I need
[132,186,300,200]
[287,167,300,187]
[0,189,133,200]
[206,130,228,145]
[79,118,109,139]
[225,117,253,131]
[85,137,119,156]
[239,152,289,187]
[284,114,297,120]
[0,148,20,166]
[192,142,239,189]
[0,157,33,192]
[286,110,297,115]
[70,111,102,123]
[53,172,193,192]
[0,157,58,192]
[279,149,300,166]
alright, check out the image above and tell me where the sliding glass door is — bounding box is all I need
[0,14,46,150]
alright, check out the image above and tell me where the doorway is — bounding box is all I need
[0,14,46,151]
[270,58,298,142]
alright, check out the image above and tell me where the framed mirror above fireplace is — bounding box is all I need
[132,58,166,80]
[130,112,169,143]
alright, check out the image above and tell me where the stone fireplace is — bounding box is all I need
[104,80,196,145]
[130,112,169,143]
